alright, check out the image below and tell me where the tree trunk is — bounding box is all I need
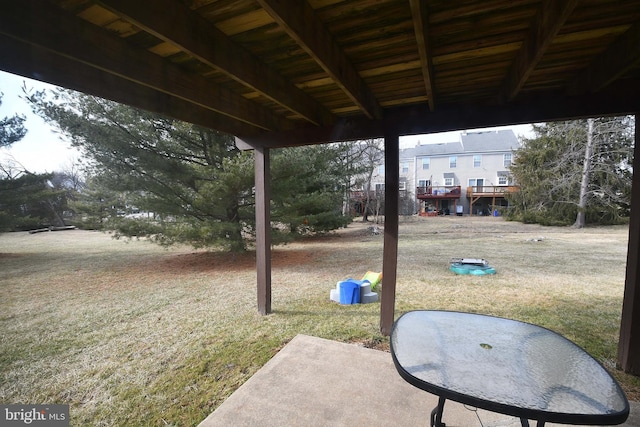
[574,118,594,228]
[362,169,374,222]
[44,199,66,227]
[227,204,246,251]
[342,150,351,216]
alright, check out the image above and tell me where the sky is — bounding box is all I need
[0,70,535,173]
[0,70,82,173]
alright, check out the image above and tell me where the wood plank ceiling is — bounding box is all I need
[0,0,639,147]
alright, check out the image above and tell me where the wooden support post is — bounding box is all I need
[380,131,399,336]
[618,114,640,373]
[255,146,272,315]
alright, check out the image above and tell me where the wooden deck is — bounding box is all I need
[466,186,518,198]
[416,186,462,200]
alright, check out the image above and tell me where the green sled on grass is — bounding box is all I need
[450,258,496,275]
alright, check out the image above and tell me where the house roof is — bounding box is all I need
[400,129,518,158]
[401,141,464,158]
[460,130,520,153]
[0,1,639,147]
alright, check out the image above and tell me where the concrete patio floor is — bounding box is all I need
[199,334,640,427]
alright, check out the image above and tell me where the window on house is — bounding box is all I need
[378,165,385,175]
[417,179,430,195]
[498,172,512,186]
[444,177,454,186]
[504,153,512,168]
[375,183,385,192]
[399,181,406,190]
[422,158,430,170]
[449,156,457,168]
[474,155,481,167]
[400,162,409,174]
[469,178,484,189]
[469,178,484,188]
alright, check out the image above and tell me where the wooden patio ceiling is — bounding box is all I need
[2,0,640,373]
[1,0,639,146]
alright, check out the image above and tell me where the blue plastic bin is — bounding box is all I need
[339,280,361,304]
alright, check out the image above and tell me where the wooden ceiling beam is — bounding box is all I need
[409,0,436,112]
[96,0,334,127]
[242,81,640,148]
[0,0,291,132]
[499,0,579,103]
[257,0,383,120]
[567,22,640,96]
[0,35,264,138]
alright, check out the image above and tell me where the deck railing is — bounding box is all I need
[416,186,461,198]
[466,185,518,197]
[350,190,377,199]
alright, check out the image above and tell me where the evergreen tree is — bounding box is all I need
[27,89,255,250]
[70,172,130,230]
[506,117,633,226]
[27,89,351,250]
[0,93,67,231]
[0,167,67,231]
[270,144,350,242]
[0,94,27,148]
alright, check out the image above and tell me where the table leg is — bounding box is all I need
[519,418,545,427]
[430,396,446,427]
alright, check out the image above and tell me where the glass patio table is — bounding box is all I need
[390,311,629,427]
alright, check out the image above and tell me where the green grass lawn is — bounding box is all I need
[1,216,639,425]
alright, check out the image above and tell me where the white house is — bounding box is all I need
[372,129,520,216]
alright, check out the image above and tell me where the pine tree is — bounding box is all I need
[0,93,67,231]
[27,88,352,250]
[0,170,67,231]
[0,94,26,148]
[270,144,351,242]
